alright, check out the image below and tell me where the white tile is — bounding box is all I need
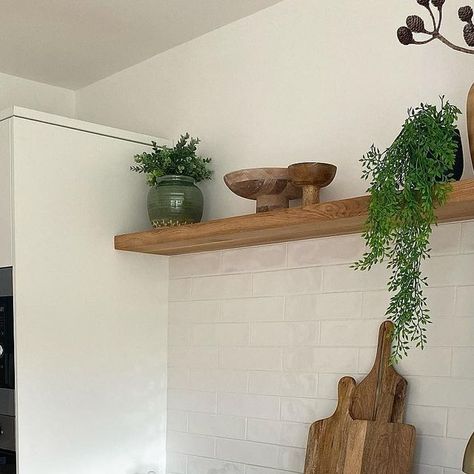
[283,348,315,371]
[218,392,280,420]
[222,245,286,273]
[168,368,189,390]
[167,431,215,457]
[167,452,187,474]
[313,347,358,373]
[430,223,461,256]
[443,469,464,474]
[169,324,190,346]
[426,318,474,347]
[415,435,466,469]
[247,372,318,398]
[169,300,221,324]
[188,413,246,438]
[363,287,455,319]
[447,407,474,439]
[221,297,284,322]
[318,373,344,399]
[245,467,299,474]
[187,369,248,393]
[323,263,388,292]
[167,410,188,432]
[192,274,252,300]
[277,446,305,472]
[250,321,318,346]
[168,347,219,369]
[246,418,309,448]
[280,397,336,423]
[461,220,474,253]
[452,348,474,377]
[216,439,279,468]
[407,376,474,408]
[220,347,282,370]
[412,465,443,474]
[392,347,452,377]
[168,389,217,413]
[170,278,192,301]
[284,294,319,321]
[191,323,249,346]
[423,254,474,287]
[253,267,322,296]
[316,292,363,319]
[187,457,244,474]
[455,286,474,317]
[287,234,366,267]
[170,251,222,278]
[320,319,379,347]
[248,371,282,395]
[405,405,447,437]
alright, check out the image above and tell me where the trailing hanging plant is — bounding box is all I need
[353,98,461,363]
[131,133,212,186]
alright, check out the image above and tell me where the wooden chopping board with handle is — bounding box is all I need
[468,82,474,168]
[343,418,416,474]
[304,376,356,474]
[350,321,407,423]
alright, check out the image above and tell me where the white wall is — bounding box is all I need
[0,72,74,117]
[76,0,474,220]
[167,223,474,474]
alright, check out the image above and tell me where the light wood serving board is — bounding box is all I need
[304,377,357,474]
[350,321,407,423]
[343,419,416,474]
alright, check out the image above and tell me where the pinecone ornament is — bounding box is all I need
[464,23,474,46]
[406,15,426,32]
[431,0,445,7]
[459,5,474,22]
[397,26,415,45]
[417,0,430,6]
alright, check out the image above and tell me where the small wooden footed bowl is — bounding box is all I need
[224,167,302,213]
[288,162,337,206]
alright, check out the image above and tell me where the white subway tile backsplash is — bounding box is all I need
[287,234,365,267]
[253,267,322,296]
[167,431,215,457]
[222,245,286,273]
[168,389,217,413]
[187,456,244,474]
[220,347,282,371]
[250,322,318,346]
[447,407,474,439]
[405,405,447,437]
[192,274,252,300]
[222,297,285,322]
[167,221,473,474]
[170,251,222,278]
[188,413,246,439]
[191,323,249,346]
[218,393,280,420]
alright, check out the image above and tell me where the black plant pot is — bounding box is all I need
[446,129,464,181]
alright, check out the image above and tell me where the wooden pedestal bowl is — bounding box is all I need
[224,167,302,212]
[288,162,337,206]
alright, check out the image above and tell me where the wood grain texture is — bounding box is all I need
[304,377,356,474]
[115,178,474,256]
[343,419,416,474]
[350,321,407,423]
[468,83,474,169]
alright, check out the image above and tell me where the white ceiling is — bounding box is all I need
[0,0,282,90]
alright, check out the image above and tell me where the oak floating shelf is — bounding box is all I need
[115,178,474,256]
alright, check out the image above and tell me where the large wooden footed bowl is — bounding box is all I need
[224,167,302,213]
[288,162,337,206]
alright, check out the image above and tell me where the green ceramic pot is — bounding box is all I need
[147,175,203,228]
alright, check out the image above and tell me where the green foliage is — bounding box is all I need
[131,133,213,186]
[353,98,460,363]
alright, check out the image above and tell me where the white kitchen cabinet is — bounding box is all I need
[0,107,169,474]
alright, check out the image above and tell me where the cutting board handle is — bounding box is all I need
[335,377,357,417]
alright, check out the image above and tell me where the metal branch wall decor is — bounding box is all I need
[397,0,474,54]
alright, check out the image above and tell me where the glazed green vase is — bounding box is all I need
[147,175,203,228]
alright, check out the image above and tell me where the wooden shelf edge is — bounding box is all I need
[115,178,474,256]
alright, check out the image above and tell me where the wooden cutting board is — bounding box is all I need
[468,82,474,169]
[350,321,407,423]
[304,376,356,474]
[343,419,416,474]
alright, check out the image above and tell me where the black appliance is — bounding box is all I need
[0,268,15,474]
